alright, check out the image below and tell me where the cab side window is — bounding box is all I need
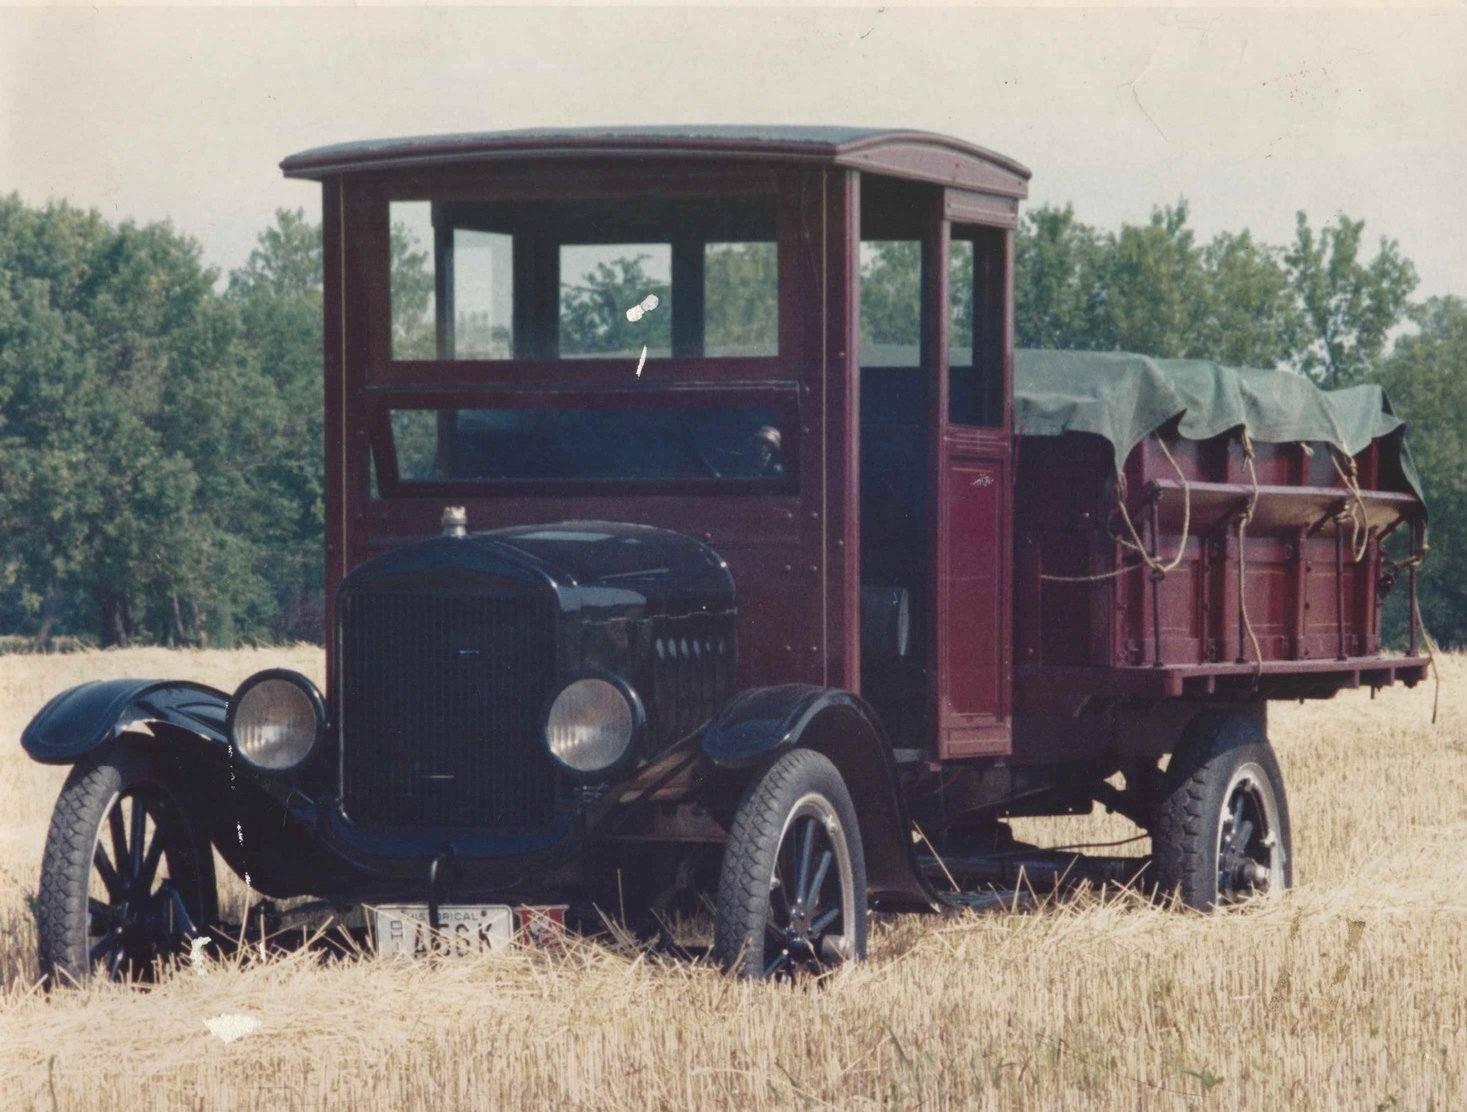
[859,240,922,367]
[948,226,1005,427]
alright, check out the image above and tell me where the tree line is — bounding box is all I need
[1,193,1463,649]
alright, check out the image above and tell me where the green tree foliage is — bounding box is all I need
[858,240,922,362]
[0,195,287,646]
[704,242,778,356]
[1,192,1460,645]
[0,202,441,646]
[869,202,1308,371]
[1375,297,1467,643]
[1013,201,1306,367]
[225,208,327,639]
[1102,202,1211,357]
[1014,205,1111,351]
[389,223,436,360]
[559,254,671,357]
[223,210,437,631]
[1285,212,1418,386]
[858,239,985,363]
[1195,230,1306,368]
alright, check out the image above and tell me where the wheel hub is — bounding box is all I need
[1216,772,1279,901]
[83,788,199,979]
[761,793,855,978]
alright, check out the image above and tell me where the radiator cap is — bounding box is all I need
[441,505,468,538]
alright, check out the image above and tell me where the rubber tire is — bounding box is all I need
[713,748,868,978]
[1152,712,1293,911]
[37,741,218,985]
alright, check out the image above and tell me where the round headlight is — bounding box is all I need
[545,677,636,774]
[228,671,323,772]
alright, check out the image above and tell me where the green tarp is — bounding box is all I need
[1013,349,1423,500]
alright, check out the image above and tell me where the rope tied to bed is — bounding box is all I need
[1299,431,1372,565]
[1383,521,1441,725]
[1039,432,1192,584]
[1329,447,1372,564]
[1307,442,1438,721]
[1235,431,1265,680]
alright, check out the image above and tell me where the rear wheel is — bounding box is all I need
[37,742,217,985]
[713,749,867,978]
[1152,712,1292,910]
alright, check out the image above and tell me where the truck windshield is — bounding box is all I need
[389,193,779,362]
[388,404,788,484]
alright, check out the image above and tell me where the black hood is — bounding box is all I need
[340,520,734,621]
[328,520,738,865]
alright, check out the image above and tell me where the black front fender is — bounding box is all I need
[21,678,365,901]
[21,679,231,764]
[701,684,937,912]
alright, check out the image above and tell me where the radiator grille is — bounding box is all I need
[651,615,735,748]
[339,587,559,829]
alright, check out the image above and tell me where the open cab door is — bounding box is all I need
[856,180,1014,760]
[929,196,1015,759]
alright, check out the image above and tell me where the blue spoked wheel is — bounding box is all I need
[37,743,217,985]
[713,749,867,979]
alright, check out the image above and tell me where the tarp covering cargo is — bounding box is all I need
[1013,349,1422,500]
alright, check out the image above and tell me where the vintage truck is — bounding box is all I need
[22,127,1428,982]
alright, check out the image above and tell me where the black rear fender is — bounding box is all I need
[700,685,937,911]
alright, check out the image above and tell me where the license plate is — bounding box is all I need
[372,904,513,957]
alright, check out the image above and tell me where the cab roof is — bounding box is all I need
[280,125,1030,196]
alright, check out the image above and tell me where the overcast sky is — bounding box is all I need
[3,5,1464,298]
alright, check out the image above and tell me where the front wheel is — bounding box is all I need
[1152,712,1293,910]
[713,749,867,978]
[37,742,218,985]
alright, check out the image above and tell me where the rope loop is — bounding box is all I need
[1040,432,1192,584]
[1327,447,1372,564]
[1238,430,1260,524]
[1236,429,1264,679]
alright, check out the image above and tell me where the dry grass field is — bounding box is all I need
[0,647,1464,1110]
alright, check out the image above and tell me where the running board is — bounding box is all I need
[920,850,1151,895]
[937,889,1042,913]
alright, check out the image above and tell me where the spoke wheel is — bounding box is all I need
[38,743,216,986]
[714,749,866,979]
[763,795,855,977]
[86,788,190,979]
[1153,711,1293,911]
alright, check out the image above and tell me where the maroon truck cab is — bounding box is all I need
[296,127,1032,763]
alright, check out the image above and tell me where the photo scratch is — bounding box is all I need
[627,293,659,376]
[204,1014,262,1044]
[188,935,212,974]
[625,293,659,323]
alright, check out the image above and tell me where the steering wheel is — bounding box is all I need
[694,418,785,479]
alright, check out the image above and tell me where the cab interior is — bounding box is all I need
[856,175,1007,748]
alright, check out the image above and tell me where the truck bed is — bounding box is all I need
[1012,418,1428,718]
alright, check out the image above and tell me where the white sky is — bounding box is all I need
[2,5,1464,297]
